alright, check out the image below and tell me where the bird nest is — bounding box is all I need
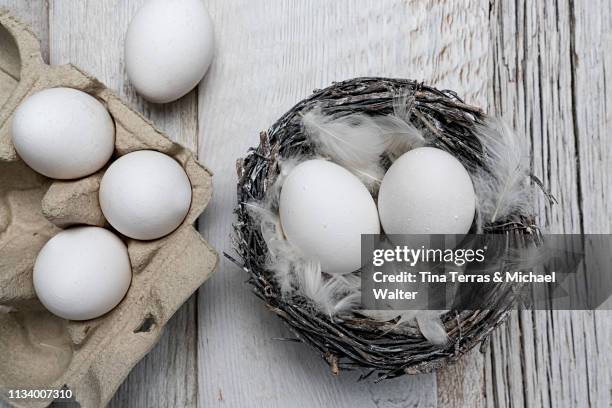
[230,77,546,380]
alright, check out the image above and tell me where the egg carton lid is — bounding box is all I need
[0,9,217,408]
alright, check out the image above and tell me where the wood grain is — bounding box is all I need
[0,0,610,407]
[196,1,488,407]
[48,1,199,407]
[483,1,612,406]
[0,0,48,63]
[438,1,612,407]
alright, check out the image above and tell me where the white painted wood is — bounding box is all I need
[196,1,488,407]
[572,2,612,407]
[0,0,48,62]
[0,1,610,407]
[47,1,199,407]
[439,1,612,408]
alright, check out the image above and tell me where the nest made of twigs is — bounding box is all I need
[230,77,544,380]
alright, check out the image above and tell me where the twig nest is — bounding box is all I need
[233,77,547,379]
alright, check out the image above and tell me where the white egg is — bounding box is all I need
[99,150,192,240]
[279,159,380,274]
[33,227,132,321]
[378,147,476,236]
[125,0,215,103]
[11,87,115,179]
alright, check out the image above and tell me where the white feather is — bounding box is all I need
[360,310,407,322]
[415,312,449,346]
[244,202,296,294]
[359,237,450,346]
[377,114,426,162]
[245,158,304,294]
[392,92,413,121]
[471,118,534,231]
[301,109,387,191]
[302,108,386,166]
[360,309,449,346]
[301,106,425,192]
[384,92,427,161]
[248,157,362,315]
[295,260,361,316]
[266,157,302,208]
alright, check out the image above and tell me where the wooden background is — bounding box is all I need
[1,0,610,407]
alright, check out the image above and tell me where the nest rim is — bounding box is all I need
[232,77,544,380]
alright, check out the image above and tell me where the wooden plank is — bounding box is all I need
[0,2,47,408]
[0,0,48,63]
[439,1,612,407]
[48,1,199,407]
[196,0,488,407]
[571,0,612,233]
[569,1,612,408]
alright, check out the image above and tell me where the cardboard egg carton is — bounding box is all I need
[0,10,218,408]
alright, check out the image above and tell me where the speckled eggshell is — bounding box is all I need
[279,159,380,274]
[11,87,115,179]
[33,227,132,321]
[378,147,476,236]
[99,150,192,240]
[125,0,215,103]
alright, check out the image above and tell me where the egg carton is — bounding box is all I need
[0,10,218,408]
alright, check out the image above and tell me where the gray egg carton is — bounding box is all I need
[0,10,217,408]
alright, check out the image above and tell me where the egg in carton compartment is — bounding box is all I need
[0,10,218,408]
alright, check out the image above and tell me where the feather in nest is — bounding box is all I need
[247,93,475,345]
[245,157,360,316]
[296,261,361,316]
[301,93,426,192]
[471,118,534,231]
[244,158,302,294]
[359,310,449,346]
[359,235,451,346]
